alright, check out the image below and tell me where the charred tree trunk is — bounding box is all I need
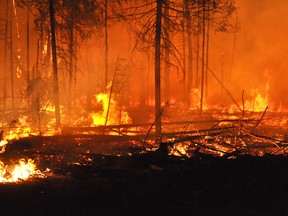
[230,13,238,83]
[164,1,170,103]
[49,0,61,128]
[182,7,186,104]
[185,0,193,107]
[195,4,200,88]
[104,0,108,88]
[155,0,163,143]
[24,2,31,111]
[10,3,14,110]
[26,3,30,92]
[200,1,206,115]
[147,47,151,106]
[205,3,210,99]
[3,0,9,111]
[36,39,39,77]
[68,14,74,111]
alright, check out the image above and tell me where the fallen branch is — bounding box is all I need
[252,106,268,131]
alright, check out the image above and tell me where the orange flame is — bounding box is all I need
[90,93,131,126]
[0,159,44,183]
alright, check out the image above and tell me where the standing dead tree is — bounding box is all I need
[114,0,185,143]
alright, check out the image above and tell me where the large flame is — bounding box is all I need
[244,88,269,112]
[0,115,49,183]
[90,93,131,126]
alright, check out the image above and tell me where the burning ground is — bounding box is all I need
[0,96,288,214]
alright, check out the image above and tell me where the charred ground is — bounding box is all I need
[0,154,288,216]
[1,143,288,215]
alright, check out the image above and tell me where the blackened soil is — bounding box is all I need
[0,154,288,216]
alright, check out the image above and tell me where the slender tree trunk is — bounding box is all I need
[24,2,30,111]
[182,6,186,104]
[104,0,108,88]
[49,0,61,128]
[68,14,74,111]
[185,0,193,107]
[200,1,205,114]
[3,0,8,111]
[10,3,14,110]
[46,31,51,73]
[205,3,210,99]
[36,39,39,77]
[155,0,163,143]
[147,47,151,106]
[195,4,200,88]
[164,1,170,103]
[39,17,44,75]
[26,3,30,89]
[230,13,238,83]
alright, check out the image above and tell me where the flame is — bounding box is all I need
[0,159,44,183]
[90,93,131,126]
[188,88,209,111]
[244,88,269,112]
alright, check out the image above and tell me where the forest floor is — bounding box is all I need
[1,110,288,215]
[0,152,288,216]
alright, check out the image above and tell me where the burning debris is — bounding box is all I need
[0,159,45,183]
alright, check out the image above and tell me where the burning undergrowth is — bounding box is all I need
[0,88,288,184]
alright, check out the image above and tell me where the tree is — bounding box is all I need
[49,0,61,128]
[116,0,184,142]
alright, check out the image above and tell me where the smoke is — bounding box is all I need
[233,0,288,109]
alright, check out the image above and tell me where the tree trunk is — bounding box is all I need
[10,2,14,110]
[182,6,186,105]
[230,13,238,83]
[49,0,61,128]
[155,0,163,143]
[164,1,170,103]
[185,0,193,107]
[200,1,205,115]
[205,3,210,99]
[26,3,30,90]
[104,0,108,88]
[3,0,8,111]
[195,4,200,88]
[68,14,74,111]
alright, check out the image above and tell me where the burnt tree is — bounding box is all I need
[49,0,61,128]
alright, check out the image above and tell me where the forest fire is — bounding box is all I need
[0,0,285,197]
[0,0,288,214]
